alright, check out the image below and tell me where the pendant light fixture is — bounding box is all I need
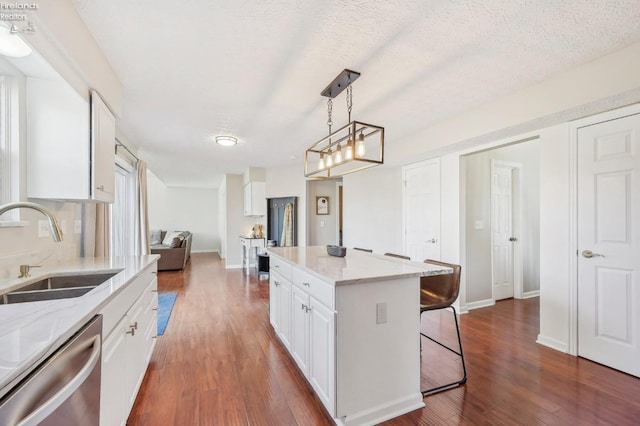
[305,69,384,179]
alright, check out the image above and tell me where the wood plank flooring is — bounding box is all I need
[128,253,640,425]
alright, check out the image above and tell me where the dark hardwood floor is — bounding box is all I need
[128,253,640,425]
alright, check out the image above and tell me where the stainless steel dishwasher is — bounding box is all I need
[0,314,102,426]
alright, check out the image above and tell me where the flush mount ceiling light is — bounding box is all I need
[0,24,32,58]
[215,135,238,146]
[304,69,384,179]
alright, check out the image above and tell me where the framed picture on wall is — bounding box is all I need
[316,196,329,215]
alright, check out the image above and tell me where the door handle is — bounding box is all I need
[582,250,605,258]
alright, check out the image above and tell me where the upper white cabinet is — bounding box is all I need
[90,90,116,202]
[26,79,115,202]
[243,181,266,216]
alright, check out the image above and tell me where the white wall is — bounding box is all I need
[265,164,307,246]
[147,170,219,253]
[463,140,541,304]
[223,174,262,268]
[342,166,403,254]
[307,180,339,246]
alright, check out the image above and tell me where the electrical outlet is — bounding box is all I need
[74,220,82,234]
[376,302,387,324]
[38,220,50,238]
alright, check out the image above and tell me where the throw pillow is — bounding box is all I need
[149,229,163,245]
[162,231,184,245]
[170,237,183,248]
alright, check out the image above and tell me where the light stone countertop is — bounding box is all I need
[0,255,159,398]
[267,246,451,285]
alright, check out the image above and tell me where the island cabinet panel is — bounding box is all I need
[267,246,448,425]
[269,269,292,349]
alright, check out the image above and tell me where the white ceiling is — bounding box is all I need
[71,0,640,188]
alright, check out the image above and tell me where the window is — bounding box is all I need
[0,75,9,204]
[110,160,136,256]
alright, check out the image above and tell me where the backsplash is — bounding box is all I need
[0,201,83,280]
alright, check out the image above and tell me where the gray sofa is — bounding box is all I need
[150,230,192,271]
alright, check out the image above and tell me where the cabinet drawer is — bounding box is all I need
[100,266,156,338]
[270,256,292,281]
[292,268,334,309]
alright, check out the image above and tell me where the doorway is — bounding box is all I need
[462,139,540,309]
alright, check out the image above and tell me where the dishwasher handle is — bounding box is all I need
[16,334,101,426]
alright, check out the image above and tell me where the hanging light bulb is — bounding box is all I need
[345,136,354,160]
[325,147,334,167]
[318,153,325,170]
[334,144,343,164]
[356,131,366,156]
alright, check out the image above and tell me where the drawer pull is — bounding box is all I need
[301,303,307,311]
[152,308,158,311]
[274,265,280,268]
[126,327,135,336]
[302,282,310,287]
[131,322,138,330]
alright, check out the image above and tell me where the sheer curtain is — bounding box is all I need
[134,160,150,255]
[94,204,110,257]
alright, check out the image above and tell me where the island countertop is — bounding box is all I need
[0,255,159,398]
[267,246,451,285]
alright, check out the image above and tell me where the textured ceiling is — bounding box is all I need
[71,0,640,188]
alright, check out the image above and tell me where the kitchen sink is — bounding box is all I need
[2,287,97,304]
[0,272,119,305]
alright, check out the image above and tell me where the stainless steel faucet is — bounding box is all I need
[0,202,64,242]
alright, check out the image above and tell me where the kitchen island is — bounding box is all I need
[267,246,452,426]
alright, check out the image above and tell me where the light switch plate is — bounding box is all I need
[38,220,50,238]
[474,220,484,230]
[376,302,387,324]
[60,220,68,234]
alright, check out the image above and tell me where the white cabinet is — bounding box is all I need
[269,270,292,349]
[26,79,115,202]
[243,182,266,216]
[99,263,158,426]
[91,90,116,202]
[308,297,336,415]
[291,284,311,374]
[270,257,336,417]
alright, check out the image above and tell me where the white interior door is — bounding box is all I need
[403,159,441,261]
[577,113,640,377]
[492,164,515,300]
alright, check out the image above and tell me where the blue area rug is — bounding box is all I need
[157,292,178,336]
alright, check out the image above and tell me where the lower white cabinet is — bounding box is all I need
[100,263,158,426]
[269,270,292,349]
[270,263,336,417]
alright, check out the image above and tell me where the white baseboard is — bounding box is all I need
[536,334,569,353]
[521,290,540,299]
[466,298,495,311]
[191,249,218,254]
[225,264,242,269]
[336,393,425,426]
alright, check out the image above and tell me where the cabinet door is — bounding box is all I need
[269,273,282,333]
[125,291,147,408]
[291,285,310,375]
[279,278,292,349]
[251,182,266,216]
[101,315,129,426]
[91,90,115,202]
[243,184,252,216]
[309,297,336,416]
